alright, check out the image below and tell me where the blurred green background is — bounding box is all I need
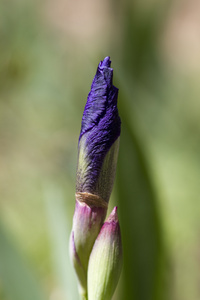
[1,0,200,299]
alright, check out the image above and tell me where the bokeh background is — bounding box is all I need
[1,0,200,299]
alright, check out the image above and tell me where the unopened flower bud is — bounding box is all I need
[76,56,121,202]
[70,57,121,298]
[87,207,123,300]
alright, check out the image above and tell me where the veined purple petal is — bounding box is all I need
[79,56,120,141]
[77,57,121,197]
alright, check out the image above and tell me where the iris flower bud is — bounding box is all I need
[87,207,122,300]
[70,57,121,299]
[76,56,121,201]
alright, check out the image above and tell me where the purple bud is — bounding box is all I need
[76,56,121,202]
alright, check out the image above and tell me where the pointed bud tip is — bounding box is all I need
[100,56,111,68]
[107,206,118,223]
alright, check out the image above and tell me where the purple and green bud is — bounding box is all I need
[76,56,121,202]
[87,207,123,300]
[70,57,121,299]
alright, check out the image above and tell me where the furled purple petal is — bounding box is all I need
[77,57,121,196]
